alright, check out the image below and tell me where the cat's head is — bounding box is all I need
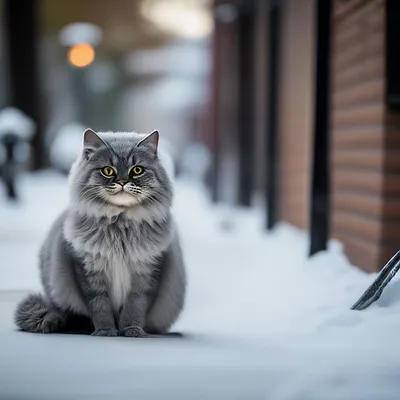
[69,129,173,217]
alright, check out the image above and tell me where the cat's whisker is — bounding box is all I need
[70,181,105,188]
[77,188,108,206]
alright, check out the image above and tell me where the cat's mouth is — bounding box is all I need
[106,191,140,207]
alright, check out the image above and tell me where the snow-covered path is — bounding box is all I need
[1,173,400,399]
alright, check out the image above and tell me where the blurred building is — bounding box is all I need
[3,0,400,272]
[210,0,400,272]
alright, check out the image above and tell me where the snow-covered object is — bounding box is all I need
[0,108,35,140]
[49,123,85,173]
[59,23,103,47]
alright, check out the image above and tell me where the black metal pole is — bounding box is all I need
[237,1,256,206]
[4,0,46,170]
[386,0,400,110]
[265,0,281,229]
[309,0,332,256]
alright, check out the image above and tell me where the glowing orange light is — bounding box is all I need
[68,43,95,67]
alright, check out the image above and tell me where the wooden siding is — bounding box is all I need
[330,0,396,272]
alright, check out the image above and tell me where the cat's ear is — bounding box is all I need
[83,129,104,159]
[136,130,159,156]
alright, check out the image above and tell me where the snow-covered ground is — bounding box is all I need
[1,172,400,399]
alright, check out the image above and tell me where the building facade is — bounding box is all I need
[209,0,400,272]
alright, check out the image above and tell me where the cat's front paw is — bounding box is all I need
[122,326,147,338]
[91,328,119,337]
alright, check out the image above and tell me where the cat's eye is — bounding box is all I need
[100,166,116,177]
[130,166,144,176]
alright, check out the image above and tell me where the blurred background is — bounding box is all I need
[1,0,400,275]
[0,0,212,177]
[3,2,400,398]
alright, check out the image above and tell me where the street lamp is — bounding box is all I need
[68,43,96,68]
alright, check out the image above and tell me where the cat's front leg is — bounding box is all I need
[118,291,149,338]
[82,265,118,337]
[90,295,118,337]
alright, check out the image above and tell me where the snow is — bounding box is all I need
[1,172,400,399]
[0,107,35,139]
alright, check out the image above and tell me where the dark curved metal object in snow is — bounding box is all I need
[351,250,400,310]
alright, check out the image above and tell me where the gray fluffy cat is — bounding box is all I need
[15,129,186,337]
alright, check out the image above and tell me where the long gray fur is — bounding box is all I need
[15,130,186,337]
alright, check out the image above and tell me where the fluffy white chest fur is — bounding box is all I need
[88,255,149,311]
[64,215,158,312]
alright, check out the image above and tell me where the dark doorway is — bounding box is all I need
[4,0,45,170]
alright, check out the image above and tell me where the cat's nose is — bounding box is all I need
[117,180,127,186]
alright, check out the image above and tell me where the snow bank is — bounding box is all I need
[1,173,400,399]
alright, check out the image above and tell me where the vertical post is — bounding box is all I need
[309,0,332,256]
[265,0,281,229]
[4,0,45,170]
[210,8,222,202]
[237,0,256,206]
[386,0,400,110]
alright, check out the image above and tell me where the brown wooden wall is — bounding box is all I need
[277,0,315,229]
[330,0,400,272]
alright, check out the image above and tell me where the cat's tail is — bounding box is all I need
[14,293,65,333]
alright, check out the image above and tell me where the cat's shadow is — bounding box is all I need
[61,315,185,338]
[64,328,185,339]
